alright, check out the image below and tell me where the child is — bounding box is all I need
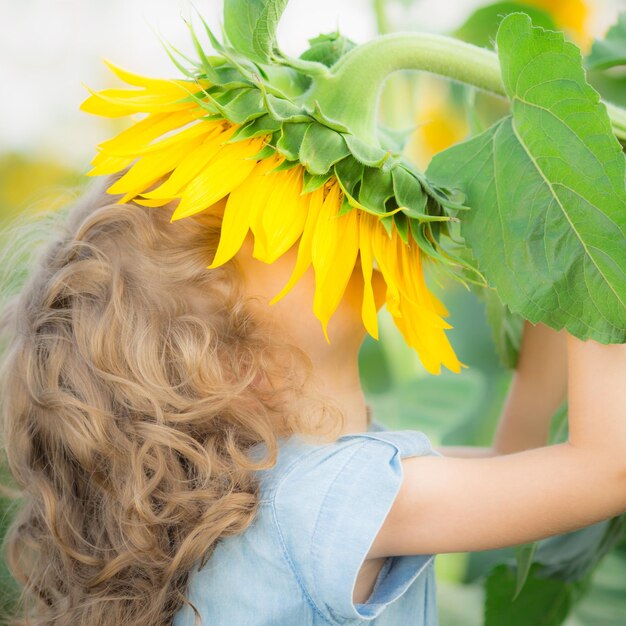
[1,168,625,626]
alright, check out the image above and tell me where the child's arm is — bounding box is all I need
[436,321,568,458]
[492,321,568,453]
[369,334,626,556]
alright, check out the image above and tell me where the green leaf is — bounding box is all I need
[334,156,365,205]
[264,93,310,122]
[196,12,228,55]
[211,88,266,124]
[548,403,569,445]
[380,214,393,237]
[569,544,626,624]
[302,171,332,193]
[212,65,251,88]
[366,369,486,440]
[378,125,413,153]
[408,217,456,268]
[513,541,538,600]
[277,122,311,161]
[587,13,626,71]
[250,144,276,160]
[185,18,221,83]
[228,114,282,142]
[479,286,524,369]
[271,159,299,173]
[158,36,201,81]
[428,14,626,343]
[299,123,350,175]
[338,193,354,216]
[223,0,289,64]
[454,2,557,50]
[311,103,351,133]
[587,72,626,111]
[393,212,410,244]
[358,166,395,213]
[533,516,626,584]
[343,134,391,167]
[485,563,585,626]
[300,31,357,68]
[484,517,626,626]
[392,166,434,221]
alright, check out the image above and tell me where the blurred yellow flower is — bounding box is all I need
[0,155,78,224]
[411,0,591,167]
[525,0,591,46]
[408,78,469,171]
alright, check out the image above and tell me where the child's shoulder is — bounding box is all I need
[249,422,437,503]
[242,423,439,621]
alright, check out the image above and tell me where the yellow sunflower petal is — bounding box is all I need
[207,194,252,268]
[87,154,136,177]
[112,119,214,159]
[395,299,463,375]
[208,157,279,268]
[80,90,139,118]
[97,110,201,157]
[400,243,451,324]
[383,229,463,374]
[396,234,449,329]
[170,137,266,222]
[371,222,402,318]
[427,285,450,318]
[259,166,309,264]
[92,148,134,167]
[358,212,379,340]
[106,133,207,199]
[249,167,283,262]
[269,183,325,305]
[141,124,234,199]
[394,310,443,375]
[311,183,360,342]
[394,300,448,372]
[102,59,209,93]
[80,86,199,117]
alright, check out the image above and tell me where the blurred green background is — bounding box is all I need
[1,0,625,624]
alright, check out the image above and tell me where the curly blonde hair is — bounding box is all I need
[0,177,344,625]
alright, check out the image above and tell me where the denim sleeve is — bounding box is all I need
[272,430,440,623]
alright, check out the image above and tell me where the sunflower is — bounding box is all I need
[81,59,464,375]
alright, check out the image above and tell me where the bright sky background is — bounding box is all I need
[0,0,622,167]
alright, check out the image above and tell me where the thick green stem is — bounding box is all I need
[306,32,626,144]
[372,0,398,127]
[308,33,504,144]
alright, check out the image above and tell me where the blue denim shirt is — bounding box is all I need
[173,422,440,625]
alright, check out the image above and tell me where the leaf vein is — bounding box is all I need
[510,120,624,310]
